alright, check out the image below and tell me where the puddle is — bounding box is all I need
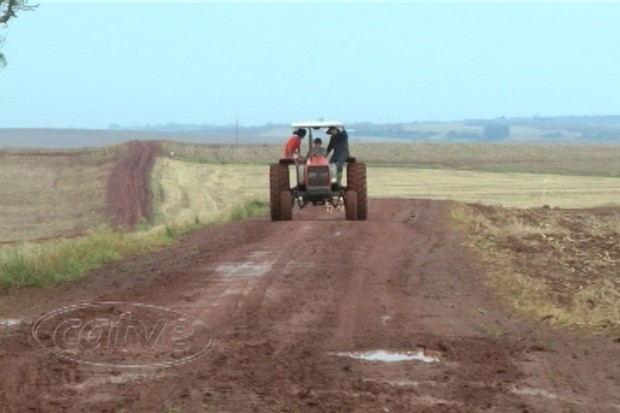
[333,349,440,363]
[0,319,22,328]
[72,371,163,390]
[215,262,272,277]
[364,378,421,387]
[248,251,268,258]
[109,372,152,384]
[511,386,558,400]
[281,261,322,275]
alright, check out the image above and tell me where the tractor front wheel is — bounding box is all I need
[347,162,367,220]
[280,191,293,221]
[345,190,358,221]
[270,163,290,221]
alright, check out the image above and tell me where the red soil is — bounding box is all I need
[0,199,618,412]
[106,140,160,228]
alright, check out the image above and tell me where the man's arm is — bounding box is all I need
[326,137,334,156]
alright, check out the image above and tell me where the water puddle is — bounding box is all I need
[248,251,268,258]
[511,386,558,400]
[0,319,22,328]
[364,378,421,387]
[332,349,440,363]
[72,371,164,390]
[215,262,272,277]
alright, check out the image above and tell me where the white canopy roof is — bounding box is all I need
[291,120,344,129]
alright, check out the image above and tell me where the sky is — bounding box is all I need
[1,1,620,129]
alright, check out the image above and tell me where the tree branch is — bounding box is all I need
[1,0,15,25]
[0,1,33,25]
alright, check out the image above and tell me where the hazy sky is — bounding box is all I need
[1,1,619,129]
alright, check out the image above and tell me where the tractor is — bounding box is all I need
[269,121,367,221]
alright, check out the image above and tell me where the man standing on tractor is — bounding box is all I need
[283,128,307,160]
[325,125,349,187]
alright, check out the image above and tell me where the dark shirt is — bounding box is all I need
[326,129,349,163]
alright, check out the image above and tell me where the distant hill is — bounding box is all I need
[109,115,620,144]
[1,115,619,148]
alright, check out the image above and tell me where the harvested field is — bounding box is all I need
[162,141,620,176]
[152,159,620,226]
[2,141,619,242]
[456,203,620,336]
[0,145,126,243]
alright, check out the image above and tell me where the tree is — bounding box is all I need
[483,122,510,140]
[1,0,35,67]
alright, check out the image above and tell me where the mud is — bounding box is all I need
[0,199,618,412]
[106,140,160,228]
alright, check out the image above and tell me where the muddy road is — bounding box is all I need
[0,199,618,412]
[107,140,160,228]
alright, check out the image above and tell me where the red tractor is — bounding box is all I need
[269,121,367,221]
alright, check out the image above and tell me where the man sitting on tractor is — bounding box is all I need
[283,128,307,160]
[306,137,327,159]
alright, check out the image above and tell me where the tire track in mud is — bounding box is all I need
[106,140,160,228]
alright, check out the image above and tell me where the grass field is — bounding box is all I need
[369,167,620,208]
[0,145,127,243]
[2,140,619,242]
[0,199,267,288]
[153,159,270,225]
[162,141,620,176]
[153,157,620,225]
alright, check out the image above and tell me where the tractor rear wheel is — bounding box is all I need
[347,162,367,220]
[345,190,358,221]
[280,191,293,220]
[270,163,290,221]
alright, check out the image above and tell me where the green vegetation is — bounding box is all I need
[0,198,267,288]
[0,226,175,288]
[227,199,268,222]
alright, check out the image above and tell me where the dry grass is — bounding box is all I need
[152,158,620,221]
[2,140,619,244]
[162,141,620,177]
[0,144,127,243]
[152,158,269,226]
[368,168,620,208]
[452,203,620,336]
[162,141,280,164]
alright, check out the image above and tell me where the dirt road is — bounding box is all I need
[0,199,619,412]
[107,140,160,228]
